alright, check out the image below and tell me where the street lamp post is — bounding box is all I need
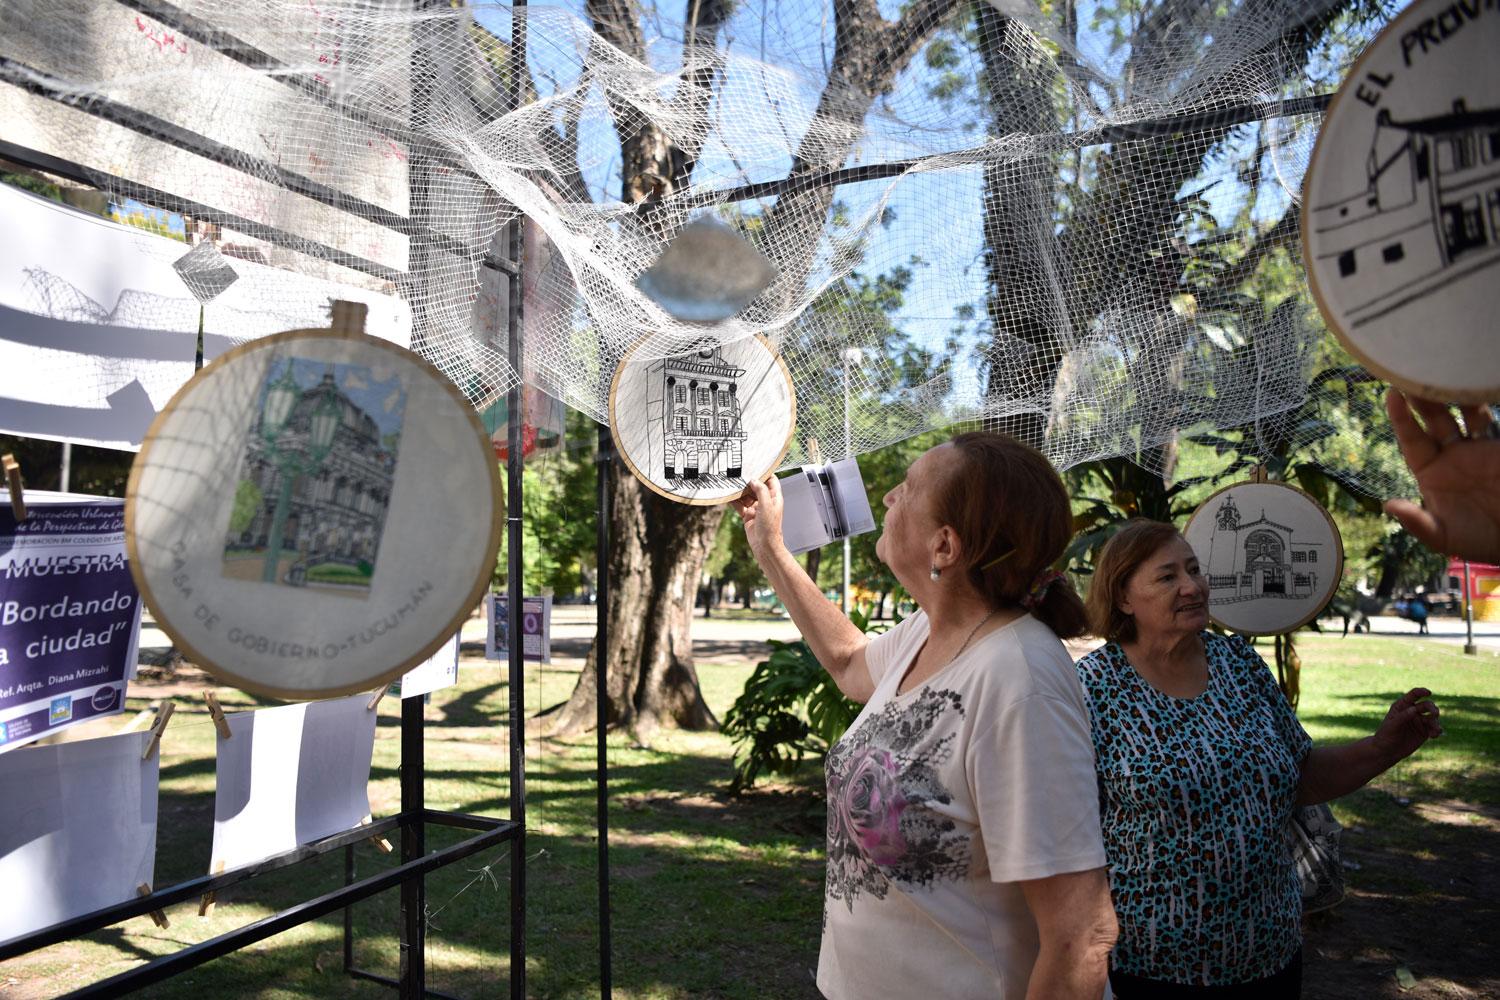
[260,366,341,583]
[1463,560,1477,656]
[840,347,863,616]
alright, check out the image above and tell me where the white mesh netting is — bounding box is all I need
[0,0,1420,495]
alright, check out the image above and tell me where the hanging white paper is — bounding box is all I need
[208,693,377,872]
[778,457,878,556]
[399,631,460,700]
[0,730,159,944]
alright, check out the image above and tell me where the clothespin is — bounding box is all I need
[199,860,225,917]
[807,437,823,467]
[203,691,231,740]
[328,299,368,336]
[141,702,175,760]
[137,884,170,929]
[1250,464,1269,484]
[361,814,393,854]
[2,454,24,521]
[367,683,390,712]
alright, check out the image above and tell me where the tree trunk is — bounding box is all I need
[974,6,1065,450]
[545,469,722,738]
[548,0,961,738]
[804,548,822,585]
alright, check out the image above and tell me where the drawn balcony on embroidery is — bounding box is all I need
[1202,495,1323,604]
[1311,98,1500,328]
[645,347,748,484]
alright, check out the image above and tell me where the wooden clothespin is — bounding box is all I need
[1249,464,1269,484]
[806,437,823,467]
[3,454,24,521]
[137,884,170,929]
[367,683,390,712]
[203,691,231,740]
[199,860,225,917]
[361,814,393,854]
[141,702,175,760]
[329,299,368,336]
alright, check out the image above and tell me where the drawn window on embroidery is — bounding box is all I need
[674,415,687,433]
[1338,249,1356,277]
[718,418,729,434]
[697,388,710,406]
[674,385,686,405]
[1383,242,1405,263]
[1307,550,1318,564]
[697,417,710,434]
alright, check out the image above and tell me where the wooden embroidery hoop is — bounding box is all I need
[606,333,796,506]
[1302,0,1500,403]
[126,302,502,700]
[1182,467,1344,637]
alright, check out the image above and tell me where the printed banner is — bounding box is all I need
[1,493,141,753]
[485,595,551,663]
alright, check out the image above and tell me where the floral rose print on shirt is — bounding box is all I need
[825,688,971,911]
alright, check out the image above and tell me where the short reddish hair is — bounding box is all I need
[1085,519,1184,642]
[932,431,1087,639]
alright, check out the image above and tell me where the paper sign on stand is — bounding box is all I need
[1,492,142,753]
[398,631,460,700]
[208,693,378,873]
[485,595,551,663]
[778,457,878,556]
[0,730,159,943]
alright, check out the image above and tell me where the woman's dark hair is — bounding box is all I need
[934,431,1088,640]
[1085,519,1184,643]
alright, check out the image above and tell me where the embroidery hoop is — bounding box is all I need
[1182,473,1344,637]
[1302,0,1500,403]
[126,305,502,699]
[607,333,795,506]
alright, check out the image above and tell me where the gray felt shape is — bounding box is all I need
[635,217,778,322]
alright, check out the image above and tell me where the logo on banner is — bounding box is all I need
[49,695,73,725]
[90,686,120,712]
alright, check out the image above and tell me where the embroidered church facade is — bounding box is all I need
[1203,495,1325,603]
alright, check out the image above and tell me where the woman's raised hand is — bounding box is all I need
[1384,390,1500,564]
[1370,687,1443,766]
[732,475,786,561]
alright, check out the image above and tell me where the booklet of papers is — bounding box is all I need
[778,457,877,555]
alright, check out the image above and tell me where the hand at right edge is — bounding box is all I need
[1383,390,1500,565]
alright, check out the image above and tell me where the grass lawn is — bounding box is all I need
[2,632,1496,998]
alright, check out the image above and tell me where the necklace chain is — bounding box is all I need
[948,609,998,667]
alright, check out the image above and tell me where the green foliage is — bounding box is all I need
[494,408,601,596]
[228,478,263,536]
[721,611,883,794]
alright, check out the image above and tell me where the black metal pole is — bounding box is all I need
[595,424,613,1000]
[342,845,355,973]
[398,693,426,998]
[505,12,528,998]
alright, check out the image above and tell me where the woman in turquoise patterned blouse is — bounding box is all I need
[1075,519,1444,998]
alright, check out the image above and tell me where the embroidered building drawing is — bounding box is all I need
[1311,99,1500,326]
[645,347,747,481]
[224,363,402,594]
[1203,495,1324,604]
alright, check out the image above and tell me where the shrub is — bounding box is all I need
[722,609,884,795]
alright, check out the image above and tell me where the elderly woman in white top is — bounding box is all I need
[735,431,1116,1000]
